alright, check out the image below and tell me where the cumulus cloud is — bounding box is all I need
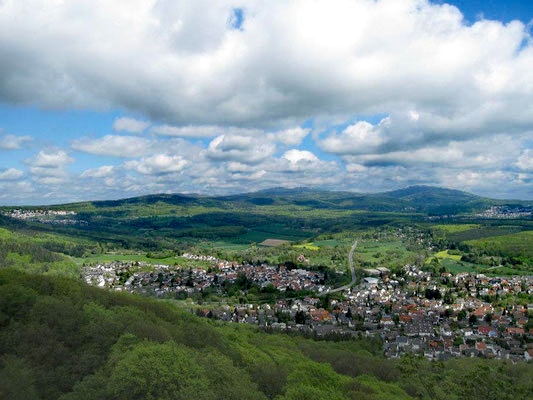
[277,150,339,177]
[226,161,255,173]
[72,135,152,157]
[152,125,224,138]
[0,0,532,201]
[0,0,530,131]
[275,127,310,146]
[0,168,23,180]
[124,154,188,175]
[30,150,74,168]
[0,181,34,203]
[205,134,276,164]
[517,150,532,171]
[282,149,319,163]
[0,134,32,150]
[80,165,115,178]
[345,135,523,169]
[113,117,150,133]
[228,169,267,181]
[320,119,388,154]
[26,150,74,185]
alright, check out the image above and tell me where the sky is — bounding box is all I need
[0,0,532,205]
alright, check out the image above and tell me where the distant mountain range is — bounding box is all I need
[1,185,530,261]
[64,185,530,216]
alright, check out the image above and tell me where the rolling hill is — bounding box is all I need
[72,185,522,214]
[0,186,530,254]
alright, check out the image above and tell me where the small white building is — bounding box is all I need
[363,277,380,287]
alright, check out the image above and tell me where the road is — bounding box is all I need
[329,239,358,293]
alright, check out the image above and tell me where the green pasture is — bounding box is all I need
[433,250,462,261]
[293,238,345,251]
[432,224,479,234]
[440,258,531,277]
[354,239,419,269]
[293,243,320,251]
[312,239,344,247]
[437,259,476,274]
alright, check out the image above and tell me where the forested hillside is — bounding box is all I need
[1,269,531,400]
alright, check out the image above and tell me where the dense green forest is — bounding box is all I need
[1,269,532,400]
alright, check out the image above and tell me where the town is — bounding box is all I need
[1,209,82,225]
[83,253,533,363]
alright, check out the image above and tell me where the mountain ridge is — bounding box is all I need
[6,185,531,214]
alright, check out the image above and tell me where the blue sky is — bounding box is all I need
[0,0,532,204]
[441,0,533,23]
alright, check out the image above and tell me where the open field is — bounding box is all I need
[428,250,462,263]
[293,243,320,251]
[312,239,344,247]
[432,224,479,233]
[437,258,477,274]
[353,239,419,269]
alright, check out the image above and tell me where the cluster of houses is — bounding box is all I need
[1,209,81,225]
[82,257,533,362]
[198,266,533,362]
[83,257,326,296]
[476,206,532,219]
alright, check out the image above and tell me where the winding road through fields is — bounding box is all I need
[329,239,358,293]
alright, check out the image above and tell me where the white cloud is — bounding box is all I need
[0,0,530,133]
[26,150,74,185]
[30,150,74,168]
[277,149,339,175]
[0,134,32,150]
[229,169,267,181]
[113,117,150,133]
[152,125,224,138]
[343,134,524,170]
[81,165,115,178]
[33,176,68,185]
[282,149,318,163]
[0,181,34,203]
[205,134,276,164]
[517,150,533,171]
[72,135,152,157]
[124,154,188,175]
[0,168,23,180]
[152,124,263,139]
[440,169,519,196]
[226,161,255,173]
[0,1,532,201]
[320,119,388,154]
[275,127,310,146]
[346,163,367,173]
